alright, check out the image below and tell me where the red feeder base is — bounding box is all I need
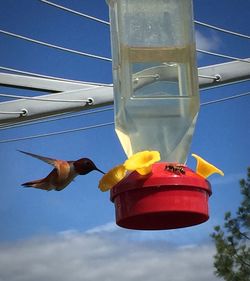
[110,162,212,230]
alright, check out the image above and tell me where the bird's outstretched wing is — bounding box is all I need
[18,150,61,167]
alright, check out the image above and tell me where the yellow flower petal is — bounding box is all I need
[98,164,126,192]
[124,150,161,175]
[192,153,224,179]
[136,166,153,176]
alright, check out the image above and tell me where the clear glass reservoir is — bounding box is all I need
[107,0,199,163]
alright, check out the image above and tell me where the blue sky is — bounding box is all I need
[0,1,249,280]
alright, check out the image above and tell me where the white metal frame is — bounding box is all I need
[0,59,249,125]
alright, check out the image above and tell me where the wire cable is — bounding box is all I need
[0,65,224,84]
[1,87,246,130]
[1,28,249,64]
[0,66,112,87]
[201,91,250,106]
[194,20,250,39]
[198,74,221,81]
[40,0,250,40]
[40,0,110,25]
[1,86,247,129]
[0,110,25,115]
[0,107,114,130]
[196,49,250,63]
[0,92,249,143]
[0,110,78,129]
[0,29,112,62]
[0,121,114,144]
[0,93,92,103]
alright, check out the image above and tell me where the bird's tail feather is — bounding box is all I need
[21,178,51,191]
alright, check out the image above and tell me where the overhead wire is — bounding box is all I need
[40,0,110,25]
[1,82,247,130]
[0,64,232,84]
[194,20,250,40]
[1,2,247,73]
[0,110,25,115]
[0,28,249,64]
[0,110,81,129]
[0,107,114,130]
[0,2,249,143]
[0,92,92,103]
[196,49,250,63]
[200,91,250,106]
[40,0,250,40]
[0,66,112,87]
[198,74,221,81]
[0,29,112,62]
[0,91,249,144]
[0,122,114,144]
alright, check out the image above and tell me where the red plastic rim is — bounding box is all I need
[110,162,211,230]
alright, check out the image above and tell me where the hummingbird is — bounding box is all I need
[19,150,105,191]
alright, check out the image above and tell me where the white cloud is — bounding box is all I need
[85,222,118,234]
[84,220,215,247]
[195,31,220,51]
[210,172,245,186]
[0,231,220,281]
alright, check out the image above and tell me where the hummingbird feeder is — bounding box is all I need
[107,0,214,230]
[110,163,211,230]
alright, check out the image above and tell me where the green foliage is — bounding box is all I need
[211,167,250,281]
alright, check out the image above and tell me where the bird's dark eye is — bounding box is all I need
[84,160,92,167]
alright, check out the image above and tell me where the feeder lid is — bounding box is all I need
[111,162,211,201]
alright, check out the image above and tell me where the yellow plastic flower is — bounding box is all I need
[192,153,224,179]
[98,164,126,192]
[124,150,161,175]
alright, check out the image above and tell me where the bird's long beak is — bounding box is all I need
[96,168,105,174]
